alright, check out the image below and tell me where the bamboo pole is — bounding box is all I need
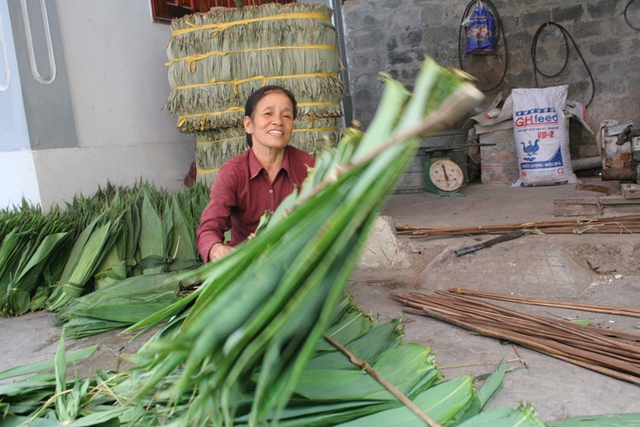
[396,214,640,237]
[392,291,640,386]
[417,305,640,382]
[447,287,640,318]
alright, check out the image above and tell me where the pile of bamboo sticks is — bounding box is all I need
[396,214,640,238]
[392,288,640,385]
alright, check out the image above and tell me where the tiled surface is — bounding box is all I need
[351,179,640,422]
[417,242,594,299]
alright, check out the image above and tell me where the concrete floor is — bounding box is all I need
[350,179,640,422]
[1,178,638,423]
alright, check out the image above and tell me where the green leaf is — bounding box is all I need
[140,194,166,275]
[456,404,546,427]
[549,413,640,427]
[0,416,60,427]
[477,359,508,409]
[295,344,436,401]
[0,346,98,380]
[336,375,476,426]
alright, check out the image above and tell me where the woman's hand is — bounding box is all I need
[209,243,232,262]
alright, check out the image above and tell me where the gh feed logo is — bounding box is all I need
[514,107,559,128]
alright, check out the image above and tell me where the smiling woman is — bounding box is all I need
[243,85,297,151]
[196,85,316,263]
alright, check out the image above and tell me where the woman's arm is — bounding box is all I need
[196,167,238,263]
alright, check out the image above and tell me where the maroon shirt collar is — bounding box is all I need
[248,146,292,179]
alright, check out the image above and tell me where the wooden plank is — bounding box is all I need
[574,183,613,195]
[554,196,640,216]
[554,197,602,216]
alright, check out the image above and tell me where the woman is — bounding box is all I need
[196,85,316,262]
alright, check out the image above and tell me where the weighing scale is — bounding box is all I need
[423,143,495,196]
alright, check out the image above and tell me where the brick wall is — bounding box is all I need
[341,0,640,164]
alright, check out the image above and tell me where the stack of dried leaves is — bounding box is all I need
[165,3,344,185]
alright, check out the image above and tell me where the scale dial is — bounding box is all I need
[428,158,464,192]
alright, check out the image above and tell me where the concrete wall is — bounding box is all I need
[7,0,76,150]
[0,0,195,209]
[54,1,185,149]
[341,0,640,161]
[0,0,41,207]
[0,0,29,152]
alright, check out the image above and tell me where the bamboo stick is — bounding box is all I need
[396,214,640,237]
[447,287,640,318]
[430,291,640,347]
[416,304,640,385]
[324,333,442,427]
[413,292,640,357]
[393,291,640,386]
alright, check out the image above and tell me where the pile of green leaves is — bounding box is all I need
[0,297,549,427]
[5,295,632,426]
[0,182,209,324]
[0,201,76,317]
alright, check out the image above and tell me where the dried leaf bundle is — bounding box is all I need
[164,3,345,183]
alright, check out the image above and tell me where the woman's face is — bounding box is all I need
[244,91,294,152]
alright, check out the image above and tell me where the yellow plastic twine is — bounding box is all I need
[196,167,220,175]
[173,72,340,93]
[167,45,339,73]
[196,126,339,146]
[172,12,332,37]
[177,106,245,130]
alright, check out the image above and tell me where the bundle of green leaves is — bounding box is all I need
[0,182,209,319]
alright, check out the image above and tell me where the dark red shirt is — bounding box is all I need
[196,146,315,262]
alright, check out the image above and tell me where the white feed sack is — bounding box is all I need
[511,85,578,186]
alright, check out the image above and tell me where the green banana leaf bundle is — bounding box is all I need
[53,272,193,339]
[46,211,125,312]
[0,204,77,316]
[0,185,138,317]
[0,182,209,318]
[0,295,550,427]
[46,183,208,314]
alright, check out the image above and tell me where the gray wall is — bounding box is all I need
[7,0,76,150]
[342,0,640,160]
[0,0,196,209]
[0,0,29,152]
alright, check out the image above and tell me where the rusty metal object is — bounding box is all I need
[601,167,635,181]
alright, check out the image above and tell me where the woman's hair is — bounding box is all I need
[244,85,297,148]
